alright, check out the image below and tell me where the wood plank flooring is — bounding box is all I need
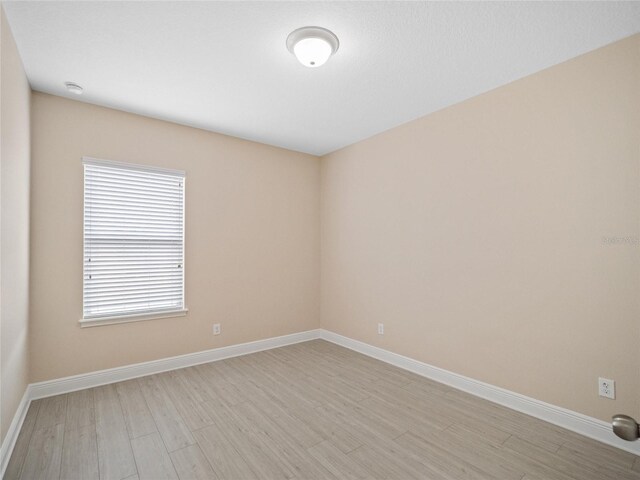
[6,340,639,480]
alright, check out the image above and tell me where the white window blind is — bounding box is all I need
[83,158,185,323]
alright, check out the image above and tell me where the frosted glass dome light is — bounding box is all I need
[287,27,339,68]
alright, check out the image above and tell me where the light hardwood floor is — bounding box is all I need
[5,340,640,480]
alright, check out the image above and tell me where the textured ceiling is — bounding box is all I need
[4,1,640,155]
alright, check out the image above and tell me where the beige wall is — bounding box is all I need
[1,7,31,442]
[320,35,640,422]
[30,93,320,382]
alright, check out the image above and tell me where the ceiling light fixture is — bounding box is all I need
[65,82,83,95]
[286,26,339,68]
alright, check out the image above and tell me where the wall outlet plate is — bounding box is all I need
[377,323,384,335]
[213,323,221,335]
[598,377,615,399]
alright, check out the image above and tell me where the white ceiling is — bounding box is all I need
[4,1,640,156]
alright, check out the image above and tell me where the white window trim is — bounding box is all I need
[79,308,189,328]
[80,157,187,327]
[82,156,185,176]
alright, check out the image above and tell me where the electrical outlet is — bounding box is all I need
[213,323,221,335]
[377,323,384,335]
[598,377,615,399]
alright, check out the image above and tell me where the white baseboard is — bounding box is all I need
[29,329,321,400]
[2,326,637,478]
[319,329,640,456]
[0,388,31,478]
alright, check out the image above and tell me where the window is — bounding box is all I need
[82,157,186,326]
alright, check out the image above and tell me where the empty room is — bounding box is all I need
[1,1,640,479]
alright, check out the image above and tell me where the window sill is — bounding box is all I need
[79,308,188,328]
